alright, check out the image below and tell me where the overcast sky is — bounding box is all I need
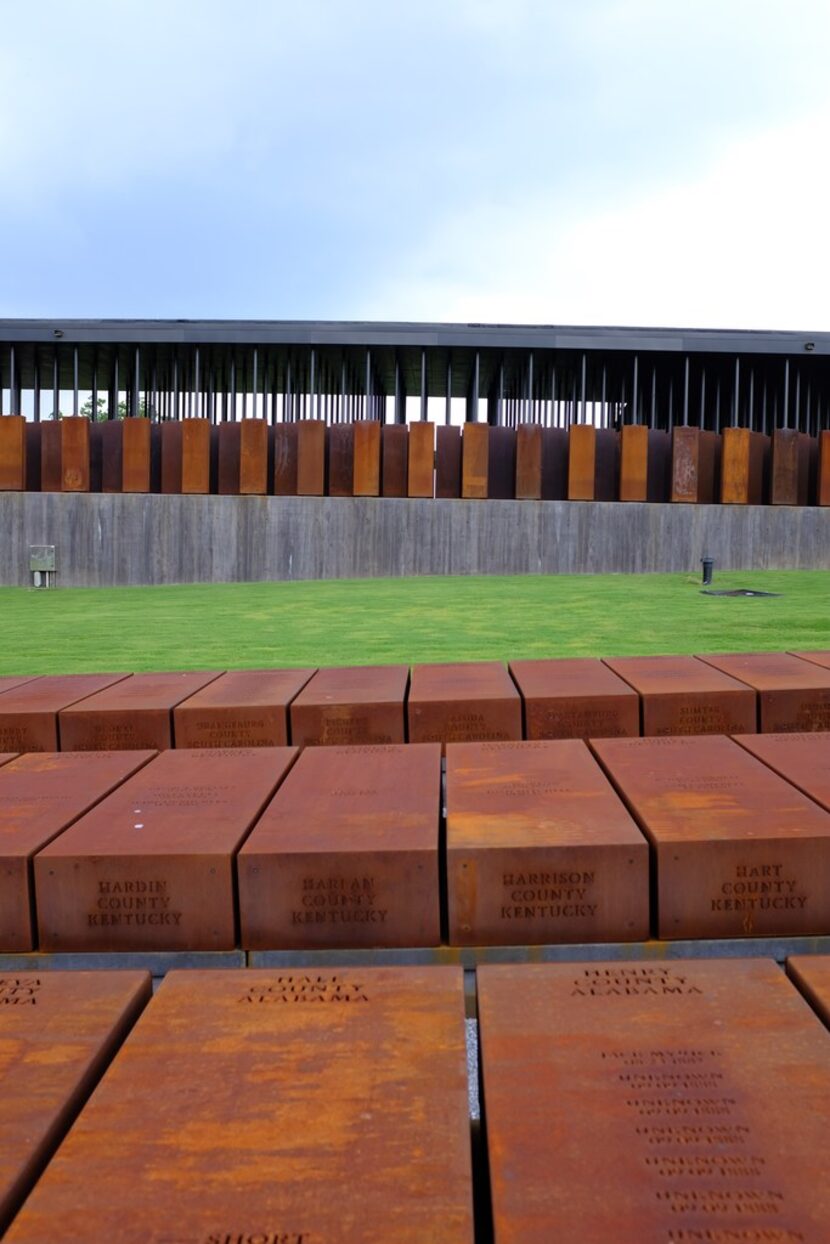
[1,0,829,330]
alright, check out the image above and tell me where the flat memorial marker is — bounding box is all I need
[239,743,441,949]
[59,670,222,751]
[289,664,408,746]
[0,676,39,697]
[446,740,649,945]
[0,750,154,952]
[790,649,830,673]
[592,734,830,938]
[0,970,151,1236]
[478,958,830,1244]
[4,966,473,1244]
[35,747,297,952]
[408,661,522,748]
[510,657,639,740]
[0,674,130,752]
[733,732,830,809]
[698,651,830,732]
[173,667,316,748]
[603,655,756,736]
[787,954,830,1028]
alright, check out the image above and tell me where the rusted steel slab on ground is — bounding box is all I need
[0,750,154,952]
[35,747,297,952]
[0,674,130,753]
[173,668,315,748]
[787,954,830,1027]
[408,421,435,497]
[0,416,26,491]
[592,734,830,939]
[0,969,151,1236]
[510,657,639,739]
[671,426,720,502]
[478,957,830,1244]
[160,418,211,494]
[790,649,830,673]
[603,655,756,736]
[720,428,769,504]
[290,664,409,746]
[0,677,39,697]
[4,966,472,1244]
[58,670,222,751]
[408,661,522,748]
[239,744,441,949]
[446,740,649,946]
[698,651,830,732]
[733,732,830,810]
[0,754,17,768]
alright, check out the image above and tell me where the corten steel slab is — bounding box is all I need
[0,750,154,953]
[509,658,640,740]
[618,424,649,501]
[40,418,91,492]
[0,416,26,490]
[540,426,569,499]
[487,427,516,499]
[818,430,830,506]
[24,424,40,491]
[568,424,596,500]
[698,651,830,732]
[461,423,489,498]
[218,418,269,495]
[328,422,355,496]
[446,740,649,946]
[239,744,441,949]
[436,424,462,497]
[0,969,151,1237]
[733,733,830,811]
[296,419,326,495]
[35,746,297,953]
[0,755,17,768]
[353,420,381,495]
[4,966,473,1244]
[477,958,830,1244]
[173,667,316,748]
[160,419,211,494]
[594,428,619,501]
[671,426,720,503]
[603,655,756,736]
[409,662,522,748]
[771,428,815,505]
[381,423,408,496]
[290,664,409,747]
[787,954,830,1027]
[792,650,830,673]
[58,670,221,751]
[515,423,542,499]
[720,427,769,504]
[100,419,152,493]
[0,676,39,697]
[591,734,830,939]
[0,674,130,753]
[272,421,298,494]
[407,420,435,497]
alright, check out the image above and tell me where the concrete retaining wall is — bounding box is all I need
[1,493,828,587]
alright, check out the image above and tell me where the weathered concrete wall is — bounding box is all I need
[1,492,829,587]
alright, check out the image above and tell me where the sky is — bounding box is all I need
[1,0,830,330]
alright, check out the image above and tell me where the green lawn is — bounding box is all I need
[1,571,829,675]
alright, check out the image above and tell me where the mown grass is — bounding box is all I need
[0,571,828,675]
